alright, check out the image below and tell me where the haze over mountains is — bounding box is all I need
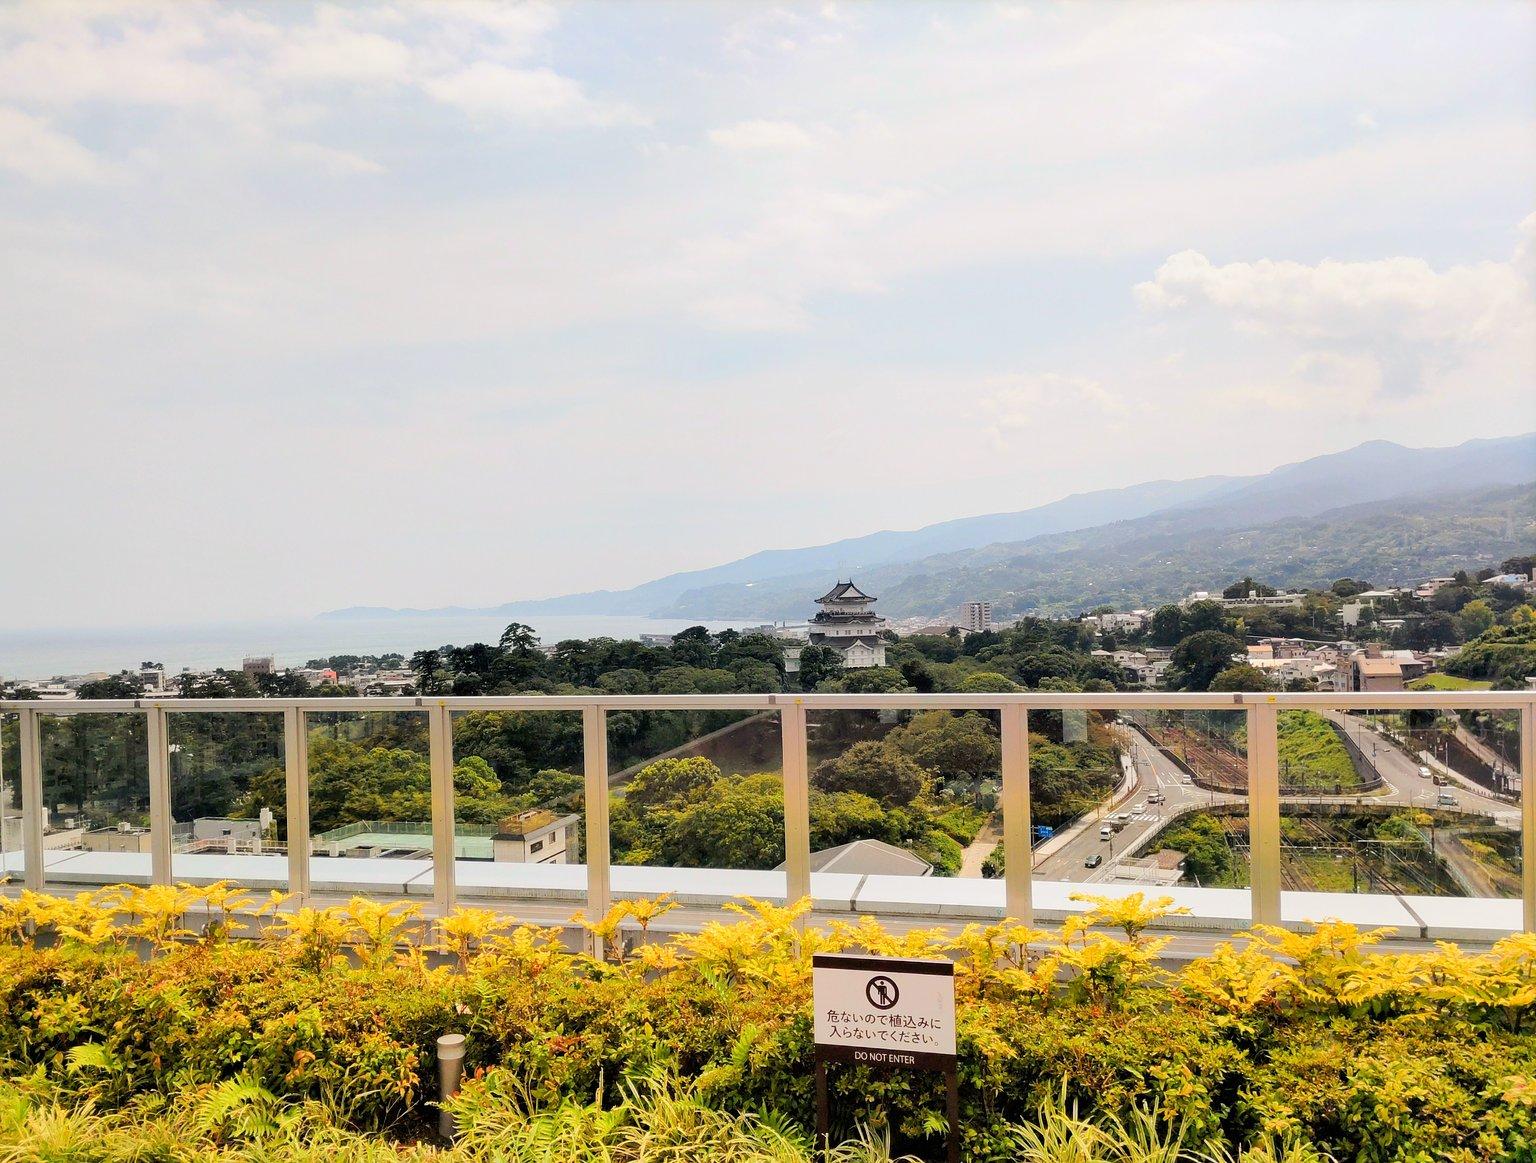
[325,434,1536,625]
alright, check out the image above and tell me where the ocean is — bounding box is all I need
[0,614,756,681]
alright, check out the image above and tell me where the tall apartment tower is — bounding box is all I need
[963,601,993,633]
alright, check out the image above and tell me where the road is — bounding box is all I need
[1034,725,1220,882]
[1317,709,1513,819]
[1035,713,1516,887]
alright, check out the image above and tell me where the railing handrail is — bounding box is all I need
[3,690,1532,950]
[4,690,1533,713]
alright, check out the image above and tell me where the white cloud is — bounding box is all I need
[423,61,644,125]
[708,119,817,152]
[978,373,1138,446]
[0,105,106,183]
[1134,232,1536,395]
[269,21,412,84]
[1515,212,1536,288]
[1,1,1534,627]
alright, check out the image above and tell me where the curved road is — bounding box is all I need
[1034,714,1516,885]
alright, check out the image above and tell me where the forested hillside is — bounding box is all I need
[665,484,1535,620]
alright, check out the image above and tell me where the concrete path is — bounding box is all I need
[958,812,1002,878]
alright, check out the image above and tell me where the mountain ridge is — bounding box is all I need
[321,433,1536,623]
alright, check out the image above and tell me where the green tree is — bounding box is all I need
[597,668,650,694]
[1148,605,1185,647]
[409,650,443,694]
[1458,599,1495,639]
[838,667,907,693]
[624,756,720,812]
[668,626,716,668]
[498,622,539,652]
[811,741,928,807]
[809,788,894,850]
[955,671,1020,693]
[1183,600,1231,634]
[1223,577,1277,599]
[887,711,999,784]
[795,645,843,689]
[76,673,145,699]
[653,773,785,868]
[728,659,782,692]
[1169,631,1246,691]
[1209,664,1273,692]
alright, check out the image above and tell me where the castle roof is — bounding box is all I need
[816,580,874,603]
[809,634,884,651]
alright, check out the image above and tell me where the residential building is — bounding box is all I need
[174,817,267,854]
[1352,656,1404,692]
[1414,577,1457,600]
[1084,610,1150,633]
[492,809,579,865]
[784,580,888,672]
[82,824,152,854]
[1183,589,1303,610]
[242,656,275,676]
[962,601,993,633]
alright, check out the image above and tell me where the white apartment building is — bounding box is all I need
[963,601,993,633]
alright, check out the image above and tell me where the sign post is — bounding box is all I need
[812,952,958,1163]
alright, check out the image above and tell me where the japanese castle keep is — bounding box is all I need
[784,580,888,673]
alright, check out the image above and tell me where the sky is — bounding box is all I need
[2,0,1534,630]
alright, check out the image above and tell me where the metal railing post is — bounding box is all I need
[1000,703,1032,924]
[780,701,811,911]
[18,708,44,891]
[146,706,172,885]
[283,707,310,901]
[1247,699,1282,927]
[428,702,456,917]
[1522,700,1535,933]
[582,706,613,958]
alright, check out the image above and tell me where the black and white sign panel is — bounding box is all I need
[812,952,956,1072]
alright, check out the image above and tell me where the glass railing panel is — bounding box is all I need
[607,707,786,907]
[40,711,150,890]
[1084,709,1253,921]
[804,707,1001,915]
[0,714,19,882]
[168,712,286,890]
[304,710,430,901]
[1283,704,1523,938]
[1028,707,1139,890]
[449,708,585,910]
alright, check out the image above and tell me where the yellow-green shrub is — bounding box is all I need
[1,886,1535,1158]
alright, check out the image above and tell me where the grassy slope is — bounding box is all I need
[1409,674,1495,691]
[1276,710,1357,788]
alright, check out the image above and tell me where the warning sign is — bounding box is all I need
[811,952,956,1072]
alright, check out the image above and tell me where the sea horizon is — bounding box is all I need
[0,614,757,682]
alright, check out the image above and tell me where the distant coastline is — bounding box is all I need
[0,614,754,682]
